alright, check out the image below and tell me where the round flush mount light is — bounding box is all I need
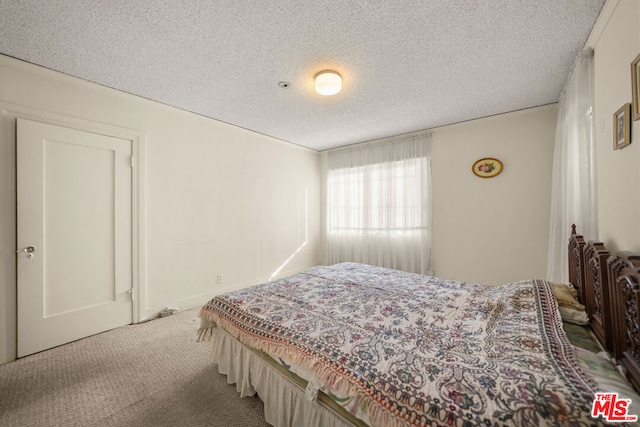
[314,70,342,96]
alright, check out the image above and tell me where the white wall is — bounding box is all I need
[0,55,320,363]
[431,106,557,285]
[592,0,640,253]
[320,105,557,286]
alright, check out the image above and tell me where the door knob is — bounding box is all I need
[17,245,37,253]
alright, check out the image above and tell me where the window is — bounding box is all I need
[324,134,432,274]
[327,158,425,237]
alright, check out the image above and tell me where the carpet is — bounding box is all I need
[0,307,270,427]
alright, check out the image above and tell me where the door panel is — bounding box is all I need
[17,118,133,357]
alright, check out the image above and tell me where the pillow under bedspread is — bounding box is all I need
[563,321,602,354]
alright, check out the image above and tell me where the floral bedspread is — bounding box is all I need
[199,263,604,427]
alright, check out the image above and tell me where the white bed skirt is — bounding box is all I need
[211,326,358,427]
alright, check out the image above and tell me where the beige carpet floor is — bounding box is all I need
[0,307,270,427]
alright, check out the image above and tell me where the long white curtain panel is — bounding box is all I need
[547,52,597,282]
[325,133,432,274]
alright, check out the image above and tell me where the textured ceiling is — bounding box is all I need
[0,1,605,151]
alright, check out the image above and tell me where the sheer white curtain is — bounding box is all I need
[547,51,596,282]
[324,133,432,274]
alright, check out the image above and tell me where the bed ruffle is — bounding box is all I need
[197,314,216,342]
[201,306,429,427]
[213,325,358,427]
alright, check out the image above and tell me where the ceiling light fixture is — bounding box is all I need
[314,70,342,96]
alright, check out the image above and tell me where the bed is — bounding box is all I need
[198,226,640,426]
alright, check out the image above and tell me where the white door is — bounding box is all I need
[16,118,133,357]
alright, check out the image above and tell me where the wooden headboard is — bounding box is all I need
[569,225,640,394]
[608,252,640,393]
[568,225,587,305]
[584,240,612,352]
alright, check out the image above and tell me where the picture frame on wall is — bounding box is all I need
[472,158,503,178]
[613,103,631,150]
[632,53,640,121]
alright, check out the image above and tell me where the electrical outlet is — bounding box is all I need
[217,274,223,284]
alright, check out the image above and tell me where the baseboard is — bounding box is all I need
[142,266,313,321]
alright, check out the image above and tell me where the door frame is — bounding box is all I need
[2,102,147,361]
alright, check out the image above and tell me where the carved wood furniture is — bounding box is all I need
[584,240,612,351]
[608,252,640,393]
[569,224,640,395]
[569,224,587,305]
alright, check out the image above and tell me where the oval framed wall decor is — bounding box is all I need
[472,158,503,178]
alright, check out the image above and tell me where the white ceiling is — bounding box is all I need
[0,1,605,151]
